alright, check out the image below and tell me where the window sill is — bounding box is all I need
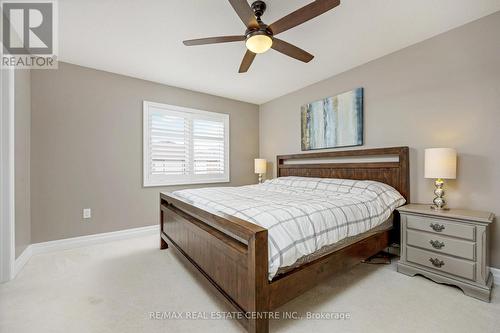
[143,177,230,187]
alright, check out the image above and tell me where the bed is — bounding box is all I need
[159,147,410,333]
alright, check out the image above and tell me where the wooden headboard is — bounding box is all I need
[277,146,410,202]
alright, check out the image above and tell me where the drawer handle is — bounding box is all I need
[429,240,445,249]
[430,223,445,232]
[429,258,445,268]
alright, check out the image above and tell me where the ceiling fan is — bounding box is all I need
[183,0,341,73]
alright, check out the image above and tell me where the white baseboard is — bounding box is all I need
[30,225,159,255]
[13,225,159,277]
[490,267,500,286]
[13,245,33,278]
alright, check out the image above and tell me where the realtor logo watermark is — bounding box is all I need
[1,0,58,68]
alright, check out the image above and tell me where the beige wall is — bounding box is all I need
[31,62,259,243]
[260,13,500,267]
[15,70,31,258]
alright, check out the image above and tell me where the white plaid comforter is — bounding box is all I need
[173,177,406,279]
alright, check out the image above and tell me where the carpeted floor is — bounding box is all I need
[0,235,498,333]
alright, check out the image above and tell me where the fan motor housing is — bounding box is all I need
[246,29,272,41]
[246,1,272,38]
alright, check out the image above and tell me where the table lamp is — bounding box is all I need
[424,148,457,210]
[254,159,267,184]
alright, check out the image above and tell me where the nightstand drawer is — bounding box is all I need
[406,246,476,280]
[406,215,475,240]
[406,229,475,260]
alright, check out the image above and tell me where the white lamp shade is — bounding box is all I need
[424,148,457,179]
[254,159,267,174]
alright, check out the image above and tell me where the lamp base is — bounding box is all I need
[431,178,448,210]
[430,206,450,211]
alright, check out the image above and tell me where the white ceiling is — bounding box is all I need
[59,0,500,104]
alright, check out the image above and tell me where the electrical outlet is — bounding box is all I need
[83,208,91,219]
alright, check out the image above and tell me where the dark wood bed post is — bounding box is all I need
[160,200,168,250]
[247,229,269,333]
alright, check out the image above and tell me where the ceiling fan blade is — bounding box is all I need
[271,38,314,63]
[183,35,245,46]
[228,0,259,29]
[239,50,256,73]
[268,0,341,35]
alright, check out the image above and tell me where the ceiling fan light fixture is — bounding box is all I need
[183,0,339,72]
[245,33,272,54]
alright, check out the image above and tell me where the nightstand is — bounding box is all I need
[397,204,495,302]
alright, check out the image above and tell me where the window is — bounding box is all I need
[143,101,229,186]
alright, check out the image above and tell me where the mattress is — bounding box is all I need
[173,176,406,279]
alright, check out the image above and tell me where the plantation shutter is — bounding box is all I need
[143,101,229,186]
[193,119,225,175]
[149,111,190,176]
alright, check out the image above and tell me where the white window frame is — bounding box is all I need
[143,101,230,187]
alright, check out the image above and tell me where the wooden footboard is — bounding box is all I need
[160,193,270,333]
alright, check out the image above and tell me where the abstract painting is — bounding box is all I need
[301,88,363,151]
